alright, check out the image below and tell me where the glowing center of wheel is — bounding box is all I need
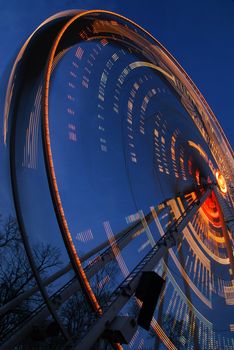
[216,170,227,193]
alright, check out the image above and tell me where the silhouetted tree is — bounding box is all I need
[0,215,61,342]
[0,215,120,350]
[60,260,119,349]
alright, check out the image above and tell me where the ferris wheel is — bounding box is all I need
[1,10,234,350]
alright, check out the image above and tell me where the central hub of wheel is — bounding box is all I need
[216,171,227,194]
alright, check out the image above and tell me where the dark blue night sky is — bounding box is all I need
[1,0,234,148]
[0,2,234,350]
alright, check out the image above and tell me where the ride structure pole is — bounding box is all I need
[75,184,214,350]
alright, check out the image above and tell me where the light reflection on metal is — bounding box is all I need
[216,170,227,194]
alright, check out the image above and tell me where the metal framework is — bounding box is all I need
[2,9,233,350]
[74,184,214,350]
[0,198,166,349]
[1,185,214,350]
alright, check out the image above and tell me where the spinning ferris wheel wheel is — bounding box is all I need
[1,9,234,350]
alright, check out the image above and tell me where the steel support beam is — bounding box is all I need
[0,205,161,349]
[0,214,154,317]
[75,185,213,350]
[1,187,205,349]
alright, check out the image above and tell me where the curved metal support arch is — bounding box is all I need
[8,10,82,342]
[42,9,234,349]
[4,8,234,350]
